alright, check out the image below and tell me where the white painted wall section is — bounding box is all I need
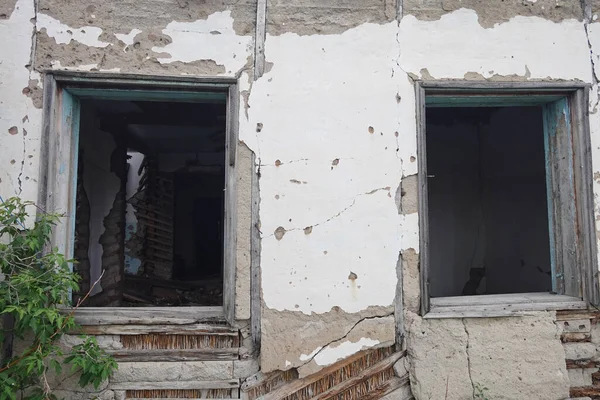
[0,0,42,208]
[399,9,592,81]
[152,11,252,75]
[239,22,417,314]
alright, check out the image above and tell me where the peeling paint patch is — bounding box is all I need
[37,13,110,47]
[152,11,251,74]
[399,9,592,81]
[114,28,142,48]
[299,346,323,361]
[314,337,380,366]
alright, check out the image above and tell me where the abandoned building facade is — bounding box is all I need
[4,0,600,399]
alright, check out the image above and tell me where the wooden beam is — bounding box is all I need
[66,306,225,325]
[415,82,429,316]
[110,380,239,390]
[250,151,261,353]
[107,348,240,362]
[73,322,237,336]
[254,0,267,80]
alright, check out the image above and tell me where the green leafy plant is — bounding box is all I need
[474,382,490,400]
[0,197,117,400]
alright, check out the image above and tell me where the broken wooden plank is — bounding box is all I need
[107,348,239,362]
[305,353,406,400]
[261,349,404,400]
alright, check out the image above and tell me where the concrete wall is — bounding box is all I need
[2,0,600,398]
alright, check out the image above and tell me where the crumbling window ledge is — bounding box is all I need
[425,292,586,319]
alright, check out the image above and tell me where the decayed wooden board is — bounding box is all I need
[359,375,412,400]
[431,293,584,308]
[306,353,406,400]
[107,348,240,362]
[556,310,600,321]
[262,349,405,400]
[74,323,237,336]
[110,379,239,390]
[426,300,585,319]
[68,306,225,325]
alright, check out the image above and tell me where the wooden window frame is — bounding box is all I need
[39,71,246,325]
[415,81,599,318]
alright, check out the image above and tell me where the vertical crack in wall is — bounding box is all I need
[462,319,476,398]
[16,134,25,195]
[582,1,600,112]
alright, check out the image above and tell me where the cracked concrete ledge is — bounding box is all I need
[405,311,570,400]
[261,305,394,373]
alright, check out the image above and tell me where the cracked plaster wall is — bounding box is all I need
[3,0,600,397]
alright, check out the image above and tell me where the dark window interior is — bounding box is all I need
[74,98,226,306]
[426,106,552,298]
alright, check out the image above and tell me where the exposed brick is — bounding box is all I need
[567,360,599,369]
[570,387,600,399]
[593,371,600,386]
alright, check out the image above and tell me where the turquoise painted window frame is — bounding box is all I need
[415,81,598,317]
[39,71,240,323]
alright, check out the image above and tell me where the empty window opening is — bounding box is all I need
[74,99,226,307]
[427,106,552,298]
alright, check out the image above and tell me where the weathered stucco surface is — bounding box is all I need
[35,0,256,74]
[3,0,600,397]
[403,0,583,27]
[266,0,397,35]
[406,311,570,400]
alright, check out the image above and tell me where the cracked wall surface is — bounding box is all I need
[2,0,600,397]
[406,311,570,400]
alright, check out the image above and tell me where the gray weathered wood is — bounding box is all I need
[418,81,599,316]
[223,84,239,325]
[572,87,600,307]
[420,80,589,91]
[426,299,586,319]
[67,307,225,325]
[250,151,261,354]
[431,292,584,308]
[415,82,429,316]
[107,348,240,362]
[110,380,240,390]
[74,323,237,336]
[254,0,267,80]
[50,70,236,87]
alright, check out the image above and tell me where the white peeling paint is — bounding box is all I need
[152,11,252,75]
[399,9,592,81]
[37,13,110,47]
[115,28,142,48]
[240,22,411,315]
[299,346,323,362]
[313,338,380,366]
[0,0,42,207]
